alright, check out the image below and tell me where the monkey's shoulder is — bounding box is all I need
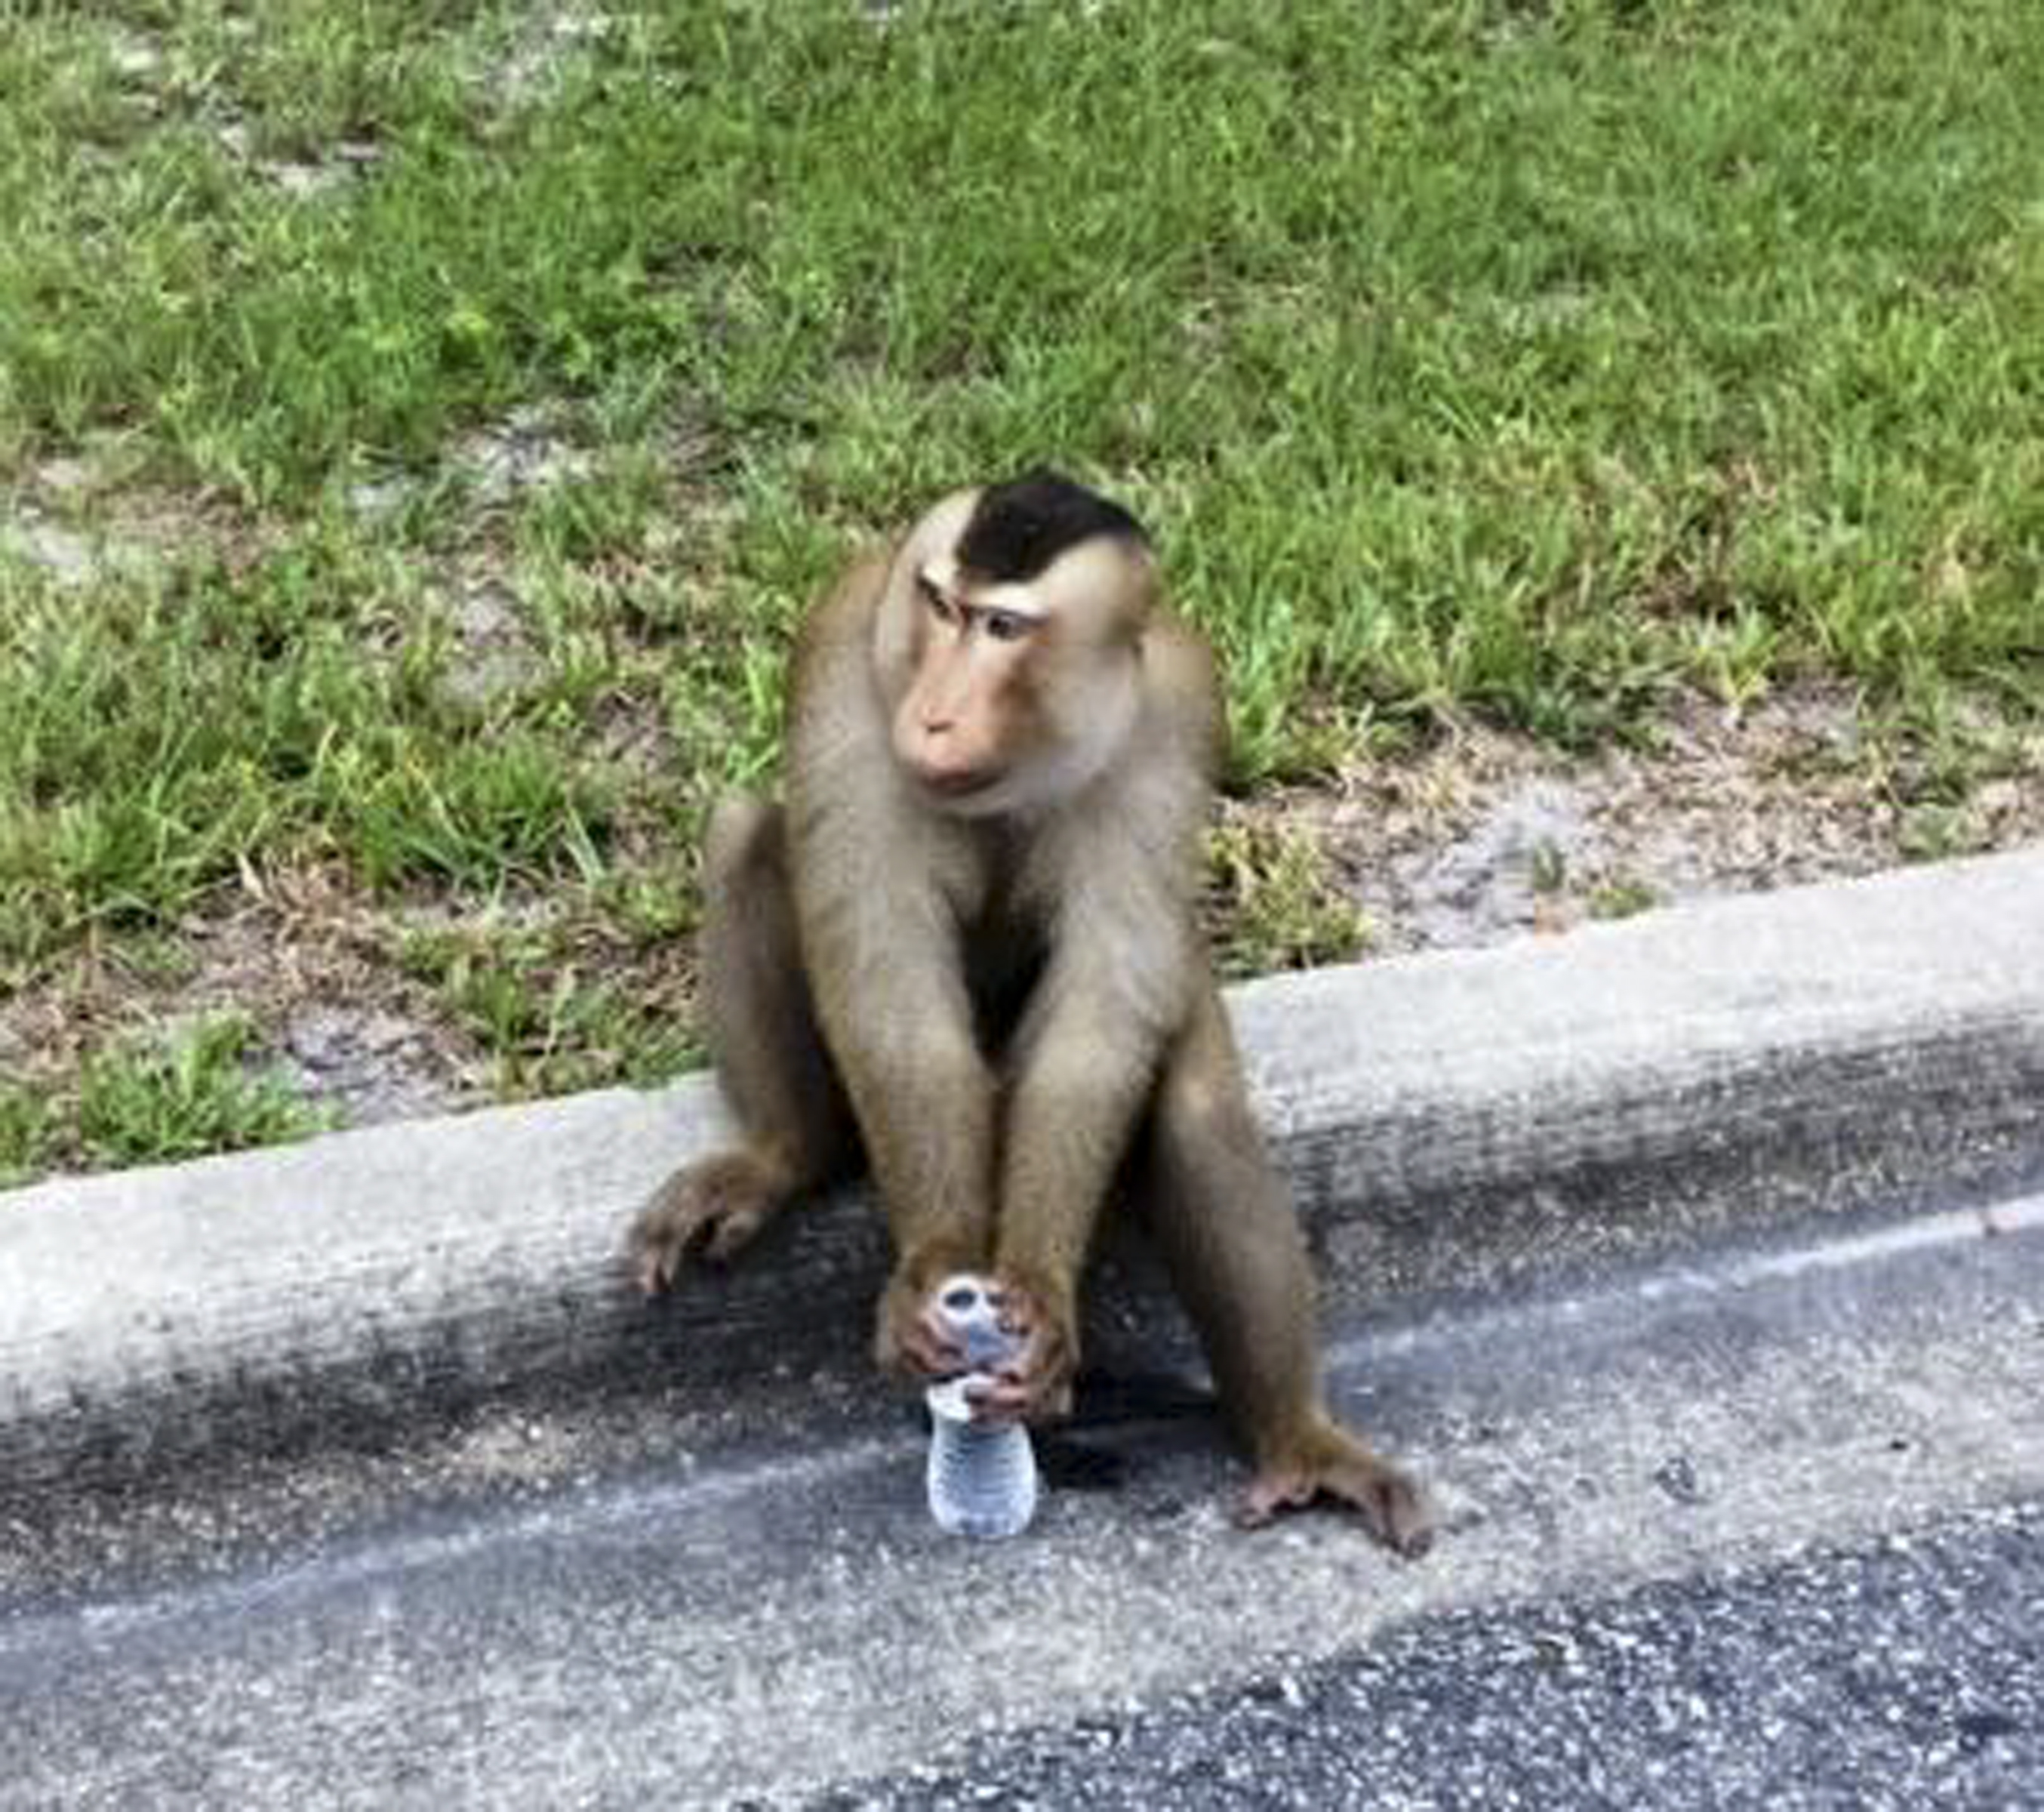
[791,547,892,689]
[785,550,897,772]
[1137,612,1224,779]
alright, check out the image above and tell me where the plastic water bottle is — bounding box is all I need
[925,1276,1039,1539]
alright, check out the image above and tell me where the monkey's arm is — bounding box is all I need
[985,630,1221,1416]
[817,908,997,1268]
[806,880,1001,1379]
[987,789,1207,1416]
[987,935,1190,1415]
[787,565,1001,1371]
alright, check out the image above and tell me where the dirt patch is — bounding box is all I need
[452,405,598,507]
[349,402,601,525]
[275,1004,461,1127]
[3,446,276,584]
[0,867,477,1152]
[1254,685,2044,955]
[214,121,383,200]
[435,559,544,710]
[475,7,620,112]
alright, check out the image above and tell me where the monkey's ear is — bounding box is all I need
[1033,529,1161,645]
[873,491,982,684]
[1123,541,1164,627]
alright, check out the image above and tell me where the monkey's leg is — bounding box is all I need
[1137,985,1433,1556]
[630,794,857,1294]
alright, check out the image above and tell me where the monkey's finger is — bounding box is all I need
[626,1222,673,1295]
[888,1313,965,1379]
[913,1305,971,1369]
[906,1330,966,1376]
[971,1358,1072,1424]
[963,1376,1033,1425]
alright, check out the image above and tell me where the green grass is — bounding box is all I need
[74,1015,333,1173]
[0,1083,55,1191]
[2,1,2039,1177]
[1588,877,1658,921]
[1208,819,1373,978]
[396,901,699,1099]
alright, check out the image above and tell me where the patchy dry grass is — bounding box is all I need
[1275,683,2044,955]
[2,2,2039,1182]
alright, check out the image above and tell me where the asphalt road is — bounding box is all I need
[5,1192,2043,1808]
[829,1500,2044,1810]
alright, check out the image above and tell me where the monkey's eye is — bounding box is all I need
[983,609,1032,643]
[919,577,959,625]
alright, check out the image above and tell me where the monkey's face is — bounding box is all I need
[880,493,1151,819]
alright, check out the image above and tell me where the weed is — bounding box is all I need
[1588,878,1658,920]
[72,1016,333,1171]
[1208,817,1372,979]
[397,914,697,1099]
[0,1086,55,1191]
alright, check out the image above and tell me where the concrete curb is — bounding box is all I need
[4,849,2041,1495]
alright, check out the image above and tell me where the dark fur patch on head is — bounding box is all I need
[956,470,1148,584]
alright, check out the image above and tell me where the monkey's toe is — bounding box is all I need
[1237,1439,1435,1557]
[626,1153,783,1296]
[1353,1468,1436,1558]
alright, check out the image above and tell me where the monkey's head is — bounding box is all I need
[876,471,1157,819]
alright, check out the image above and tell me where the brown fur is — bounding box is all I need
[630,485,1431,1553]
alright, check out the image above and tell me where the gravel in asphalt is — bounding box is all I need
[820,1499,2044,1811]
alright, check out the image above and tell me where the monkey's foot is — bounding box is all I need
[627,1151,786,1294]
[1238,1423,1434,1557]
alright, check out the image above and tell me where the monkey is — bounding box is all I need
[630,471,1430,1554]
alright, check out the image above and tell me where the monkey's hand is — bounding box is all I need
[1237,1416,1435,1558]
[627,1152,787,1295]
[965,1272,1078,1426]
[873,1259,974,1382]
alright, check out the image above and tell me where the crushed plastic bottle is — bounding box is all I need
[925,1276,1039,1539]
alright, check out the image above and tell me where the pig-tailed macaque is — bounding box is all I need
[631,472,1430,1552]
